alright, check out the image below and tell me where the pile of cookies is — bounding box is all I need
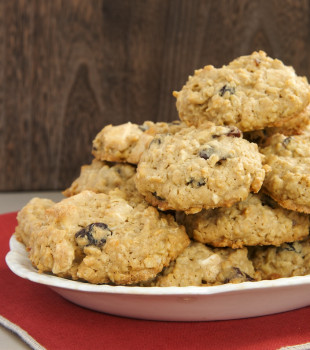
[15,51,310,286]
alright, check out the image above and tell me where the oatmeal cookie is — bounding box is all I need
[260,132,310,213]
[154,242,259,287]
[92,120,185,164]
[250,237,310,280]
[244,104,310,146]
[135,124,267,213]
[63,159,136,197]
[182,193,309,248]
[174,51,310,131]
[15,190,190,285]
[15,197,54,247]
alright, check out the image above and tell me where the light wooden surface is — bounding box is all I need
[1,0,310,190]
[0,327,31,350]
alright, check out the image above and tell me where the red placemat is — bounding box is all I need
[1,211,310,350]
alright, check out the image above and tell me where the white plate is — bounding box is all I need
[5,235,310,321]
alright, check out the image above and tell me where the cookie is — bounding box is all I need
[174,51,310,131]
[181,193,309,248]
[244,104,310,146]
[153,242,259,287]
[15,190,190,285]
[260,132,310,213]
[92,120,185,164]
[250,237,310,280]
[15,197,54,247]
[63,159,136,197]
[135,124,267,213]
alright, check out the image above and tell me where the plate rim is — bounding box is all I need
[6,235,310,297]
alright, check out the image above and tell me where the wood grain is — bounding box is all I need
[0,0,310,190]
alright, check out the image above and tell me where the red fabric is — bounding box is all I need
[1,211,310,350]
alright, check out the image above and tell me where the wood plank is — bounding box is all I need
[0,0,310,190]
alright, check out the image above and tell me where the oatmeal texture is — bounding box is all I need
[63,159,136,197]
[244,104,310,146]
[260,132,310,213]
[15,190,190,285]
[92,120,186,164]
[154,242,259,287]
[250,237,310,280]
[174,51,310,131]
[182,193,309,248]
[15,197,54,247]
[135,124,267,213]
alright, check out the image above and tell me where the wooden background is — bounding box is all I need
[1,0,310,191]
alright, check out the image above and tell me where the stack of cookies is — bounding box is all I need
[15,51,310,286]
